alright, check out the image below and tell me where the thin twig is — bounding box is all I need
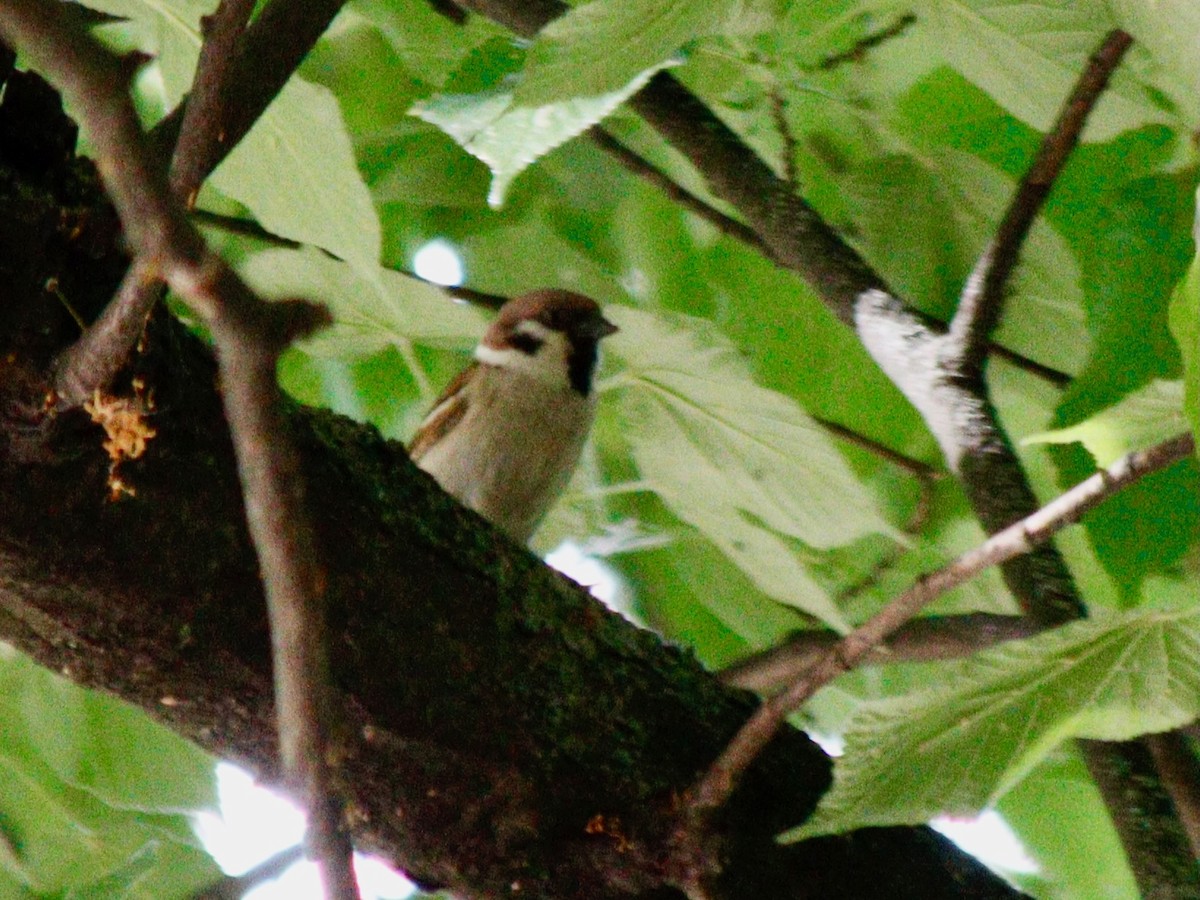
[588,126,768,253]
[719,613,1043,693]
[944,30,1133,373]
[0,5,358,896]
[192,208,303,248]
[812,415,938,480]
[767,88,797,187]
[815,13,917,71]
[193,844,306,900]
[676,432,1194,860]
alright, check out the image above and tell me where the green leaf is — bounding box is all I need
[209,76,382,270]
[1023,379,1187,466]
[905,0,1168,140]
[997,750,1139,900]
[1169,242,1200,459]
[605,307,900,628]
[515,0,782,107]
[0,649,218,894]
[0,648,215,815]
[78,0,382,270]
[412,37,676,206]
[238,247,488,359]
[784,604,1200,840]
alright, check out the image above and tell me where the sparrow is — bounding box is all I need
[409,289,618,544]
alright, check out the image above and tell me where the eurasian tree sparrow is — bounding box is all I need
[409,290,617,543]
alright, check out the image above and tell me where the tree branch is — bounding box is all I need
[147,0,348,171]
[194,844,306,900]
[944,30,1133,374]
[0,5,357,894]
[52,0,347,410]
[676,431,1195,888]
[1145,730,1200,858]
[719,613,1043,693]
[168,0,259,204]
[589,127,767,252]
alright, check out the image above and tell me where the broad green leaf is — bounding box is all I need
[1023,379,1187,466]
[78,0,382,270]
[412,38,676,206]
[0,649,218,894]
[998,750,1139,900]
[0,648,215,814]
[238,247,488,359]
[605,307,900,628]
[209,76,382,271]
[1169,243,1200,459]
[904,0,1166,141]
[515,0,782,107]
[1109,0,1200,126]
[351,0,500,85]
[785,605,1200,840]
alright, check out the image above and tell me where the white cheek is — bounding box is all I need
[475,330,571,386]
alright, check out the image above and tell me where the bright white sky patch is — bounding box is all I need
[545,541,640,623]
[195,762,415,898]
[412,239,464,287]
[933,810,1039,875]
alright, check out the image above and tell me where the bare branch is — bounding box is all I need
[945,30,1133,373]
[193,844,305,900]
[719,613,1043,693]
[767,88,798,187]
[676,432,1194,873]
[147,0,348,171]
[169,0,259,204]
[588,126,767,252]
[0,4,357,894]
[52,0,347,410]
[54,0,256,409]
[816,14,917,71]
[1145,730,1200,858]
[812,415,939,480]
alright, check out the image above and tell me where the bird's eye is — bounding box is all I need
[509,331,544,355]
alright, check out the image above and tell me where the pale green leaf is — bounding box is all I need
[605,307,900,628]
[412,38,676,206]
[237,247,488,358]
[1023,379,1186,466]
[515,0,782,107]
[1109,0,1200,126]
[1168,241,1200,461]
[0,648,215,815]
[0,649,218,893]
[911,0,1166,140]
[209,76,382,270]
[785,605,1200,840]
[78,0,382,269]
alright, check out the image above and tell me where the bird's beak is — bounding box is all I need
[587,315,619,340]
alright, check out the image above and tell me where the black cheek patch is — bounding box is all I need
[568,340,599,396]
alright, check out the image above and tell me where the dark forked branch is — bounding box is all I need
[719,613,1043,693]
[52,0,347,409]
[0,4,358,896]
